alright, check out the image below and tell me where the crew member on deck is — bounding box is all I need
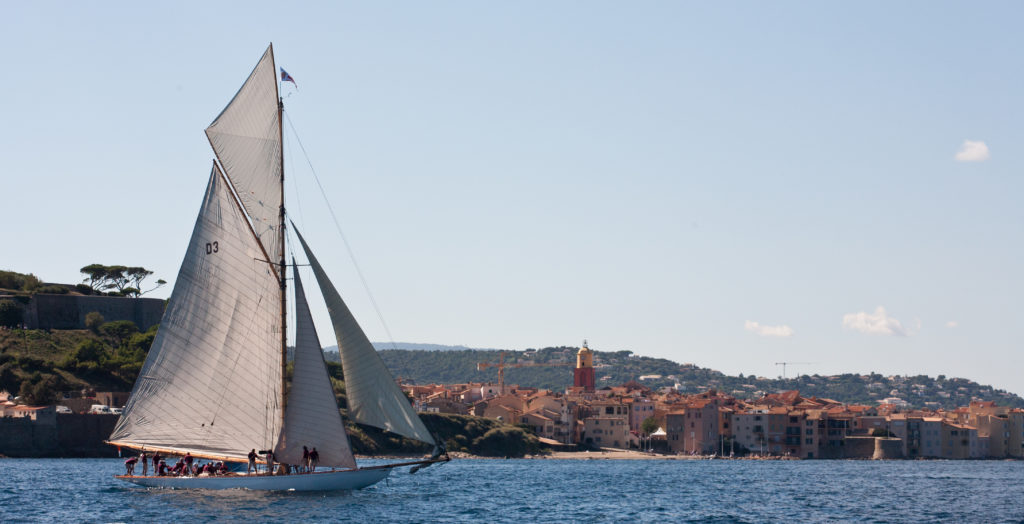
[262,450,275,475]
[124,456,137,476]
[309,448,319,472]
[248,449,257,474]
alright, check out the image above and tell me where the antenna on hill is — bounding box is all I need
[774,362,816,380]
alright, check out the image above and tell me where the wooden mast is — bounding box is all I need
[272,43,288,435]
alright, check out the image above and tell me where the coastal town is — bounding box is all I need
[401,342,1024,460]
[3,333,1022,461]
[0,276,1020,461]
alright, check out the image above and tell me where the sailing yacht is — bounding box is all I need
[107,45,446,491]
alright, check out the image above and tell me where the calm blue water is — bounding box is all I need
[1,458,1023,523]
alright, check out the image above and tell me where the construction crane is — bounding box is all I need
[774,361,815,380]
[477,351,573,393]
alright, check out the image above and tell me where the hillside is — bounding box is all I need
[371,347,1024,410]
[4,326,1021,411]
[0,329,543,457]
[0,326,152,403]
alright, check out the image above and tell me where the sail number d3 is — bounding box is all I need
[205,241,219,254]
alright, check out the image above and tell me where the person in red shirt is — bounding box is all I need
[124,456,138,476]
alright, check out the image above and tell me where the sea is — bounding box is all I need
[1,458,1023,523]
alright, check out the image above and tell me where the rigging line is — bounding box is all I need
[282,111,400,351]
[284,120,308,228]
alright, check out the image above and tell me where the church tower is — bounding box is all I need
[574,340,595,391]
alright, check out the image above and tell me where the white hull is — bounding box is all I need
[116,468,391,491]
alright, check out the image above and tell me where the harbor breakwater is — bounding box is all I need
[0,414,119,457]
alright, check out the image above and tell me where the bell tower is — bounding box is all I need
[574,340,595,391]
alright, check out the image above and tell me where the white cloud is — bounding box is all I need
[946,320,958,328]
[842,306,907,336]
[955,140,990,162]
[744,320,794,338]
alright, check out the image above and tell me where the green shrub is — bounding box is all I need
[84,312,105,333]
[641,416,660,435]
[0,299,24,328]
[99,320,138,347]
[62,339,108,369]
[0,363,20,393]
[125,330,155,354]
[15,356,51,373]
[118,362,142,378]
[0,270,41,292]
[325,360,344,380]
[36,285,69,294]
[470,426,540,457]
[17,372,64,406]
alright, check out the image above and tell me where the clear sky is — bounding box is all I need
[3,3,1022,394]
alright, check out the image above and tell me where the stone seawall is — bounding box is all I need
[838,436,878,459]
[0,414,119,457]
[873,437,904,459]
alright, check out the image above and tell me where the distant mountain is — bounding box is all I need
[322,342,504,353]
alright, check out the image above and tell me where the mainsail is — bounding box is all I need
[109,164,283,461]
[293,226,436,446]
[273,264,357,469]
[205,45,283,261]
[108,45,450,492]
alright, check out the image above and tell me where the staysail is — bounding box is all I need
[109,165,283,461]
[274,263,357,469]
[293,226,436,446]
[205,44,283,261]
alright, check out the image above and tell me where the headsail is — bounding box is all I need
[109,164,283,461]
[293,225,436,446]
[205,45,283,261]
[274,263,357,469]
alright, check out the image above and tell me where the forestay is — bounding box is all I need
[273,264,356,469]
[109,165,283,461]
[293,226,435,446]
[205,45,283,261]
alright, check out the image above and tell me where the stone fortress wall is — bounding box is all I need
[23,294,164,331]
